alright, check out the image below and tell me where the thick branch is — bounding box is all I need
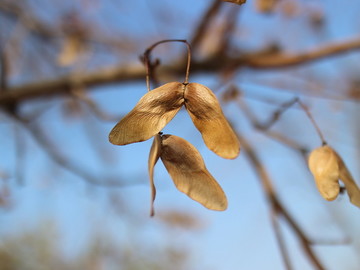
[0,64,146,105]
[1,37,360,106]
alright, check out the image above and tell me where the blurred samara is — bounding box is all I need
[308,145,360,208]
[148,133,228,216]
[109,82,240,159]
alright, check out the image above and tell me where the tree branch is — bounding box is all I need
[1,37,360,106]
[0,64,146,105]
[242,37,360,69]
[270,209,293,270]
[190,0,223,52]
[236,131,326,270]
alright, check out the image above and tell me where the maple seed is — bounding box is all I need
[109,82,240,159]
[184,83,240,159]
[308,145,360,208]
[109,82,184,145]
[148,134,228,216]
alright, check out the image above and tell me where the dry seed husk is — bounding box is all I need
[109,82,184,145]
[109,81,240,159]
[160,134,228,211]
[308,145,360,208]
[184,83,240,159]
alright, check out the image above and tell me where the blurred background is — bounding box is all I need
[0,0,360,269]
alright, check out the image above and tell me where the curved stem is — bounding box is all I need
[142,39,192,91]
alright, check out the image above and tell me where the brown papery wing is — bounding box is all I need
[109,82,184,145]
[335,150,360,208]
[148,134,162,216]
[184,83,240,159]
[160,134,227,211]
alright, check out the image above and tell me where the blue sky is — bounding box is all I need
[1,0,360,269]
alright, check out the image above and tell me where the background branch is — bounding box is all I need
[236,131,326,270]
[4,112,138,187]
[1,37,360,106]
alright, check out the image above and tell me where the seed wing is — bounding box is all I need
[335,151,360,208]
[109,82,184,145]
[160,134,228,211]
[184,83,240,159]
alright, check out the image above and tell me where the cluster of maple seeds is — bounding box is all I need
[308,145,360,208]
[109,40,360,216]
[109,82,240,216]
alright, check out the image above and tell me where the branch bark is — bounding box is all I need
[243,38,360,69]
[1,37,360,106]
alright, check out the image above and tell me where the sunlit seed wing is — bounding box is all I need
[184,83,240,159]
[308,146,340,201]
[160,134,228,211]
[148,134,162,216]
[339,164,360,208]
[109,82,184,145]
[335,152,360,208]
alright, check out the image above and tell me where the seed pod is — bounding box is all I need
[160,134,228,211]
[109,81,240,159]
[109,82,184,145]
[184,83,240,159]
[308,145,360,208]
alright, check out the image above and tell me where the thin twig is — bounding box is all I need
[256,97,299,130]
[13,124,25,185]
[71,88,122,122]
[235,92,326,149]
[25,121,127,187]
[142,39,192,89]
[270,209,293,270]
[264,130,309,157]
[229,90,308,155]
[3,111,138,187]
[298,100,327,145]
